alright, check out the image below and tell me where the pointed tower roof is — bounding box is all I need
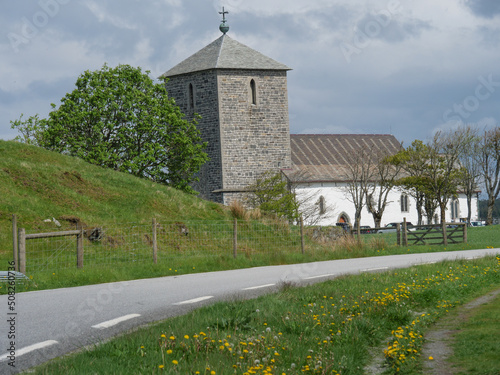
[160,34,291,78]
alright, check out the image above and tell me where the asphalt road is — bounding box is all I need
[1,248,500,374]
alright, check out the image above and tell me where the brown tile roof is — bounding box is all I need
[285,134,402,182]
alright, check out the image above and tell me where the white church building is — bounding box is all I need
[161,12,479,228]
[285,134,479,227]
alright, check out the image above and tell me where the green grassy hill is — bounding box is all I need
[1,140,498,293]
[0,140,230,258]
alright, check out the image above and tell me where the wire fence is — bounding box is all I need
[19,219,303,273]
[14,219,464,274]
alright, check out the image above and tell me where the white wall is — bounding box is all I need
[295,182,479,227]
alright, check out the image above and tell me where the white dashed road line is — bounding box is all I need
[304,274,334,280]
[243,283,275,290]
[92,314,141,329]
[0,340,59,362]
[173,296,214,305]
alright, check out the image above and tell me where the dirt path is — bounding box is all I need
[364,287,500,374]
[420,287,500,375]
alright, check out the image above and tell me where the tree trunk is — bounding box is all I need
[486,195,495,225]
[440,202,447,224]
[466,194,472,225]
[372,213,382,228]
[416,193,424,226]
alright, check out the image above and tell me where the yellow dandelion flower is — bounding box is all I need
[172,360,178,365]
[184,335,189,339]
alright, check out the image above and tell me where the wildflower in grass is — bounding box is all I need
[166,350,172,354]
[159,365,164,369]
[184,335,189,339]
[172,360,178,365]
[429,356,434,360]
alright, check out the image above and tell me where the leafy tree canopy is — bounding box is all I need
[15,64,208,194]
[247,171,300,223]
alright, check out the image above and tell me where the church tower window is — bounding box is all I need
[250,79,257,105]
[188,83,195,110]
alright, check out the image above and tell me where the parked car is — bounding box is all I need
[470,221,486,227]
[377,222,414,233]
[359,225,372,234]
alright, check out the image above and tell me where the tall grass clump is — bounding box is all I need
[229,200,248,220]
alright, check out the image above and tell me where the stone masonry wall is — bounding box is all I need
[165,71,223,203]
[218,69,292,197]
[165,69,292,205]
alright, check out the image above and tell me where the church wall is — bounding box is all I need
[165,71,224,203]
[295,183,479,227]
[217,69,292,194]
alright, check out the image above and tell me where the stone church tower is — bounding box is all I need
[160,16,292,205]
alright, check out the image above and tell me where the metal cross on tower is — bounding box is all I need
[219,7,228,22]
[219,7,229,34]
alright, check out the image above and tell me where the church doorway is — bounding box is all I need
[337,213,350,224]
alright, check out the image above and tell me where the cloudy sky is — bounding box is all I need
[1,0,499,145]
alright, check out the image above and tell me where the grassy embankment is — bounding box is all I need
[0,139,498,294]
[451,287,500,373]
[30,256,500,374]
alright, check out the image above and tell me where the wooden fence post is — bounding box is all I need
[462,222,467,243]
[152,218,158,264]
[12,214,18,271]
[300,216,305,255]
[18,228,26,274]
[233,218,237,258]
[441,221,448,246]
[402,218,408,247]
[76,223,84,269]
[396,223,401,246]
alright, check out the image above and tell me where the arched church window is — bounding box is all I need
[188,83,195,110]
[318,196,326,215]
[400,194,409,213]
[250,79,257,105]
[450,198,460,221]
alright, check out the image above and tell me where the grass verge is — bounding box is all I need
[30,256,500,375]
[3,225,499,294]
[451,290,500,374]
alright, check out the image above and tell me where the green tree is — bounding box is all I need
[390,140,431,225]
[427,130,470,224]
[247,171,300,223]
[10,114,47,146]
[40,64,207,193]
[477,127,500,225]
[365,149,402,228]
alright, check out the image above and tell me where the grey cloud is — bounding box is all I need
[464,0,500,18]
[355,14,432,43]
